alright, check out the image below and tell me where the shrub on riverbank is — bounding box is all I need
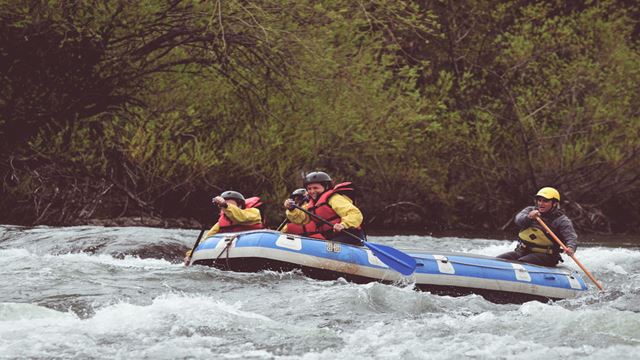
[2,1,639,233]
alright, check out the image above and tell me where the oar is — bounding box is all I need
[276,218,288,231]
[292,204,416,275]
[535,216,604,291]
[185,228,207,266]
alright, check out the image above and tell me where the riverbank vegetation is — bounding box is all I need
[2,1,639,234]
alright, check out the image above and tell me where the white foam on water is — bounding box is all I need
[1,226,639,359]
[0,302,74,321]
[572,247,640,274]
[270,284,640,360]
[0,294,337,359]
[0,248,33,265]
[0,248,178,271]
[287,300,640,360]
[51,252,178,269]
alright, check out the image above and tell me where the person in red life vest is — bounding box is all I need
[278,188,309,231]
[497,187,578,267]
[183,191,264,264]
[283,171,365,245]
[205,190,264,237]
[290,188,309,207]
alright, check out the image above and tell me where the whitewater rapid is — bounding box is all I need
[1,225,638,359]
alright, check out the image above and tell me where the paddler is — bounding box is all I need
[278,188,309,231]
[184,190,264,264]
[498,187,578,267]
[283,171,365,245]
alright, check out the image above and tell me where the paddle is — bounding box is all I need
[277,189,308,232]
[186,198,224,265]
[185,228,206,266]
[276,218,289,232]
[291,204,416,275]
[535,216,604,291]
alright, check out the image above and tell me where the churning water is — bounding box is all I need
[1,225,638,359]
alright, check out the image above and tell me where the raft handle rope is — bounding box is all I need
[214,235,237,268]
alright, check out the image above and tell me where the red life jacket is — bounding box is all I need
[218,197,265,233]
[286,182,359,239]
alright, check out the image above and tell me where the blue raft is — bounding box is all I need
[188,230,588,303]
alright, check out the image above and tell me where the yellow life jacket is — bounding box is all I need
[518,227,556,254]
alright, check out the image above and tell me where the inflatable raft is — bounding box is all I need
[188,230,588,303]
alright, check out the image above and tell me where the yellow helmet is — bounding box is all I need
[535,187,560,202]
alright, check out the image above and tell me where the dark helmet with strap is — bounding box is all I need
[303,171,333,189]
[290,188,309,204]
[220,190,246,208]
[290,188,307,198]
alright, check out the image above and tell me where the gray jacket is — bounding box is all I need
[515,206,578,252]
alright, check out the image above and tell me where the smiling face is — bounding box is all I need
[536,197,554,213]
[305,183,326,200]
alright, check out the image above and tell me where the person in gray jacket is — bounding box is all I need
[498,187,578,267]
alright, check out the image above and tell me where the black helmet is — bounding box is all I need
[290,188,307,198]
[303,171,332,188]
[220,190,245,208]
[290,188,309,204]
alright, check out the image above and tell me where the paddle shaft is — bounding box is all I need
[535,216,604,291]
[186,228,206,266]
[276,218,289,232]
[292,204,364,244]
[291,204,416,275]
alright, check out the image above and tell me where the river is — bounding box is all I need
[1,225,638,359]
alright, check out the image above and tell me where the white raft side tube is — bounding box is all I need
[192,245,406,282]
[409,250,586,281]
[272,233,390,272]
[190,230,278,264]
[412,255,587,286]
[413,255,587,293]
[271,233,391,271]
[412,272,582,299]
[191,244,581,299]
[189,235,239,265]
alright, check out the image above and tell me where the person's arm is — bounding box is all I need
[284,199,310,224]
[328,194,363,228]
[205,223,221,238]
[514,206,535,227]
[223,205,261,224]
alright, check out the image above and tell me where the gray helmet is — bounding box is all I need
[303,171,332,189]
[220,190,245,208]
[290,188,309,204]
[290,188,307,198]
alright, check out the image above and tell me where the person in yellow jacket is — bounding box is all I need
[184,190,264,264]
[278,188,309,231]
[283,171,365,245]
[204,191,264,236]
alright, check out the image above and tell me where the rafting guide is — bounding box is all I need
[498,187,578,267]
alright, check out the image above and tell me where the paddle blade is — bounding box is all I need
[364,242,416,276]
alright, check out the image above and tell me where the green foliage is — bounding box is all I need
[1,0,639,232]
